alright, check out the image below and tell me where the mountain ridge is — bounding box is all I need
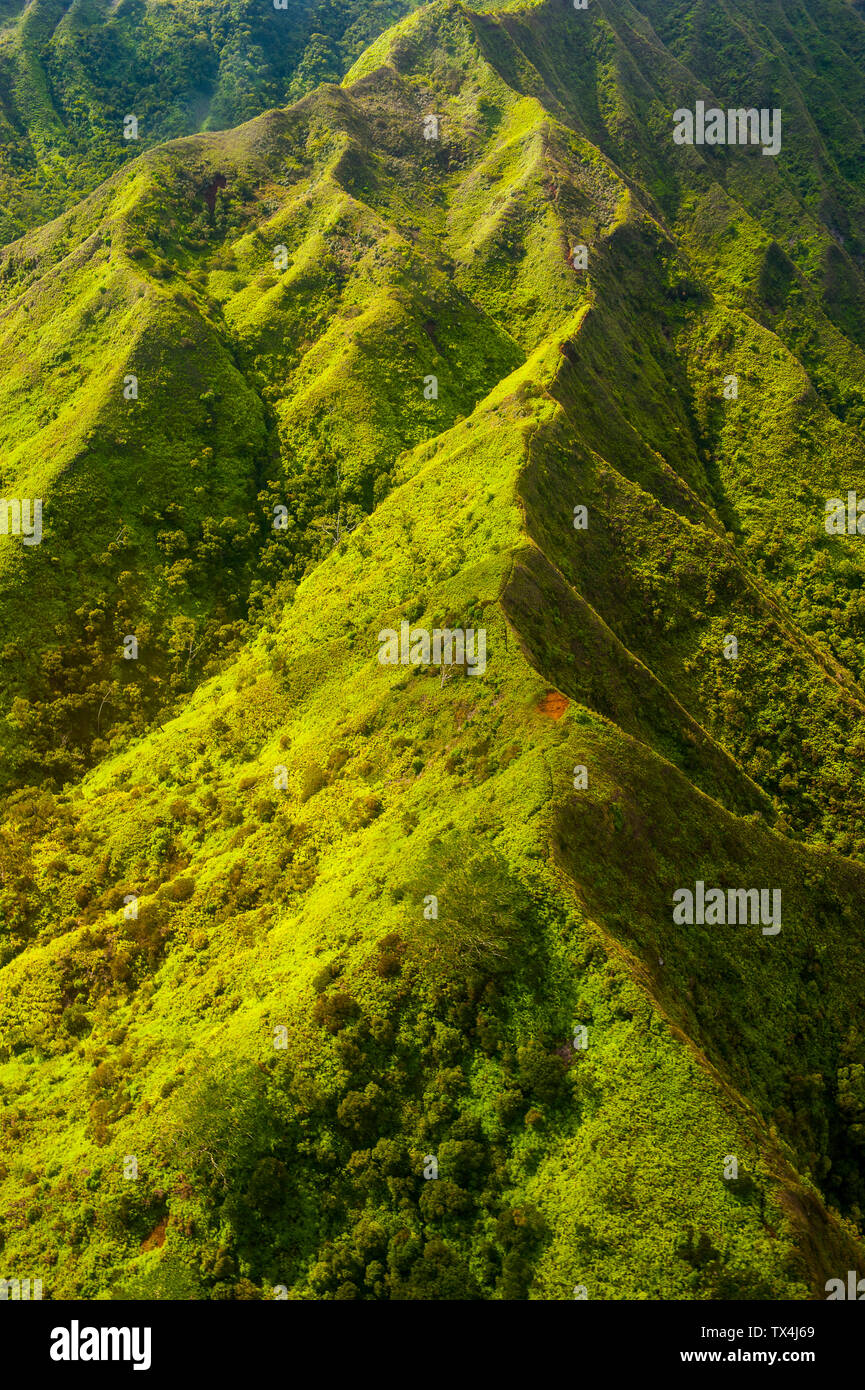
[3,0,865,1300]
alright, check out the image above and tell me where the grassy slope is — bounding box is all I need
[3,0,865,1299]
[0,55,531,787]
[0,0,425,243]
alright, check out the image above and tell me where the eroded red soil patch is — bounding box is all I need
[538,691,570,720]
[141,1219,167,1252]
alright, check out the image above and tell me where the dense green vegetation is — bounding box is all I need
[3,0,865,1299]
[0,0,423,242]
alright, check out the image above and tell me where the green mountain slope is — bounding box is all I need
[3,0,865,1299]
[0,0,424,242]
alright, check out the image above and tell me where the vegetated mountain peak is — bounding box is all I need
[2,0,865,1300]
[0,0,431,242]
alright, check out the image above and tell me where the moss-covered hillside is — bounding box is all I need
[3,0,865,1300]
[0,0,424,243]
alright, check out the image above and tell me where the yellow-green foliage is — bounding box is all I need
[3,0,865,1302]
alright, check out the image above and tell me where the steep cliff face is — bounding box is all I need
[2,0,865,1300]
